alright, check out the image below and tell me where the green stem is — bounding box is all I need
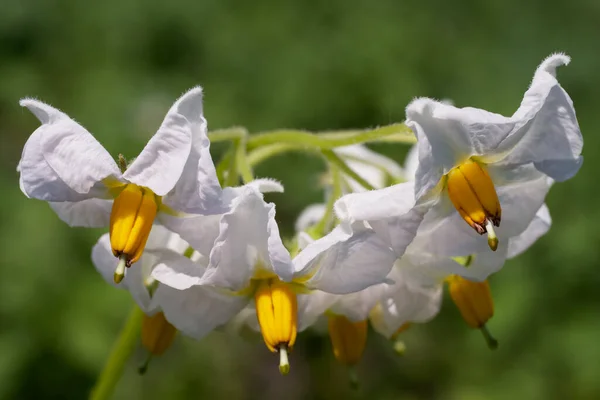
[215,148,234,186]
[89,306,144,400]
[224,141,240,187]
[235,136,254,184]
[208,127,248,143]
[247,143,301,167]
[308,165,342,237]
[322,150,376,191]
[246,123,414,151]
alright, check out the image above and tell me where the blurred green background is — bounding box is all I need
[1,0,598,399]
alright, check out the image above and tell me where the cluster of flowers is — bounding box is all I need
[18,54,583,377]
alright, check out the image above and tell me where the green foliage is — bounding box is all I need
[1,0,598,399]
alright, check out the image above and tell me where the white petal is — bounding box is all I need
[297,232,315,251]
[243,178,285,194]
[335,182,426,257]
[296,222,398,294]
[123,260,156,314]
[124,88,198,197]
[49,198,113,227]
[91,233,156,313]
[335,181,417,222]
[399,242,508,284]
[154,285,248,340]
[297,291,339,331]
[91,233,120,288]
[507,204,551,259]
[143,224,190,254]
[266,205,295,281]
[150,249,206,290]
[158,213,222,257]
[495,54,583,181]
[202,188,292,291]
[369,269,443,338]
[19,99,120,201]
[329,284,386,322]
[295,203,326,232]
[403,144,419,182]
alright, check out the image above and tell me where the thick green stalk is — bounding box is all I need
[208,127,248,143]
[246,123,414,151]
[247,143,302,167]
[89,306,144,400]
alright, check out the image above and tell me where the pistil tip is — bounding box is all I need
[279,345,290,375]
[485,219,499,251]
[393,339,406,356]
[487,237,499,251]
[114,255,127,284]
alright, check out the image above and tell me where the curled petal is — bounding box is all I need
[124,88,198,197]
[407,53,582,201]
[295,222,397,294]
[335,182,425,257]
[497,54,583,181]
[202,188,293,291]
[19,99,119,202]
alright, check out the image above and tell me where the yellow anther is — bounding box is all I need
[446,159,501,251]
[254,279,298,372]
[141,312,177,356]
[109,184,158,269]
[327,315,368,366]
[447,275,498,349]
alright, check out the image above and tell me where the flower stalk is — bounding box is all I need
[90,305,144,400]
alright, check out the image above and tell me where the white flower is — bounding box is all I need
[18,87,224,280]
[321,189,551,337]
[152,185,400,373]
[406,54,581,254]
